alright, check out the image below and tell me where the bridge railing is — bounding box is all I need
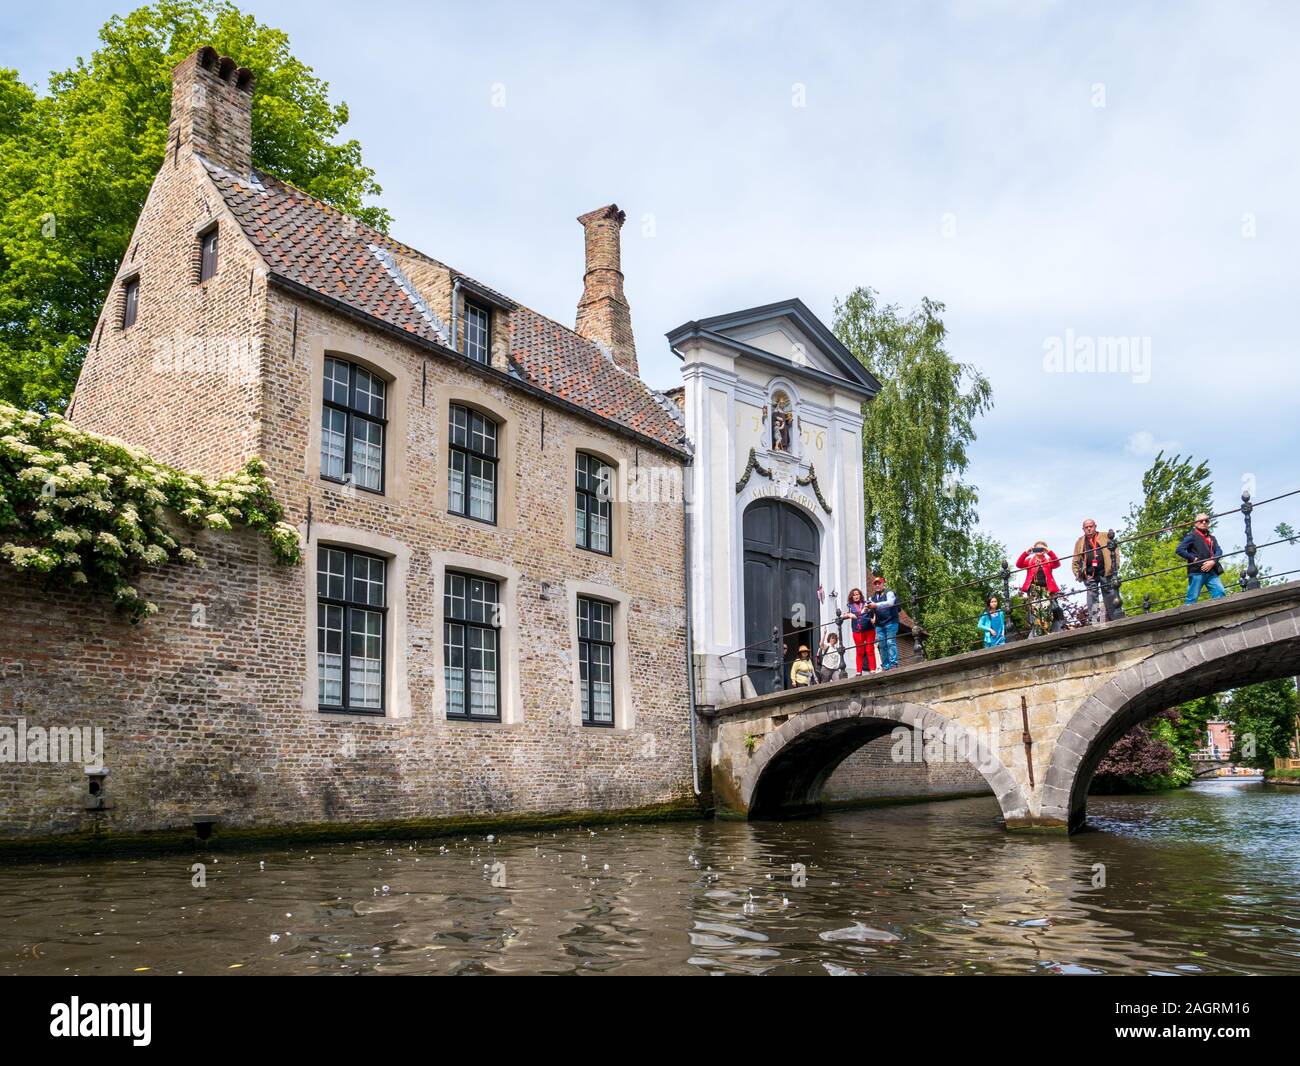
[716,488,1300,698]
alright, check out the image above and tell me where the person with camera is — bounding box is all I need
[816,632,847,683]
[1072,519,1119,624]
[1016,540,1061,636]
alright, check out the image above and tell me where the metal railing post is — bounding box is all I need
[771,625,782,691]
[1242,491,1261,590]
[1000,560,1016,637]
[1104,527,1125,619]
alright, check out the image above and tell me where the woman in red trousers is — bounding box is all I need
[846,587,876,674]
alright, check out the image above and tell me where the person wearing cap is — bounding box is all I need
[869,575,900,671]
[790,645,815,688]
[1176,512,1227,603]
[1072,519,1119,624]
[1017,540,1061,636]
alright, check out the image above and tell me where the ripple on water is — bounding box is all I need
[0,781,1297,975]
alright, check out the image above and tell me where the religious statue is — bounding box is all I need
[770,390,792,452]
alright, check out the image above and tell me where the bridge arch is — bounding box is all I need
[740,697,1028,822]
[1042,603,1300,832]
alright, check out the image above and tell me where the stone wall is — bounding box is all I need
[823,733,988,803]
[709,586,1300,829]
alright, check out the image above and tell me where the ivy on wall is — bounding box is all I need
[0,404,301,621]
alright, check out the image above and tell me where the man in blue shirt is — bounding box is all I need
[869,575,901,670]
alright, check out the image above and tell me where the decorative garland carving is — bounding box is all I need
[735,447,771,493]
[734,447,833,515]
[797,465,833,515]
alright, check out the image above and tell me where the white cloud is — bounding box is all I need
[1124,430,1180,458]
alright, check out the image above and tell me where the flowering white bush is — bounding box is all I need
[0,404,302,621]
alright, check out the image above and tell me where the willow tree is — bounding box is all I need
[832,287,993,638]
[0,0,390,412]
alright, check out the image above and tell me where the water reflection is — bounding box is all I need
[1,778,1296,975]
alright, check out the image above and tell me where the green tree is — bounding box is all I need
[1226,678,1299,769]
[1119,452,1238,611]
[0,0,390,412]
[919,532,1016,658]
[832,287,993,646]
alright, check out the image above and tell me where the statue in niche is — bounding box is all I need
[770,390,792,452]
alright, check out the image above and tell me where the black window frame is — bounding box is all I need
[121,277,140,329]
[443,571,502,722]
[320,356,388,495]
[317,546,388,716]
[575,452,613,555]
[447,403,498,524]
[578,595,616,728]
[199,226,219,283]
[464,299,491,364]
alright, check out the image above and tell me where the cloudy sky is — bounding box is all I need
[5,0,1298,580]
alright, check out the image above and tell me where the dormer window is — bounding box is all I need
[121,278,140,329]
[199,226,219,282]
[465,300,491,364]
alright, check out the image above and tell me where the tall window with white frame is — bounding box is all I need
[317,546,386,714]
[464,300,491,364]
[448,404,497,523]
[321,357,386,492]
[578,596,615,727]
[575,453,612,554]
[444,572,500,721]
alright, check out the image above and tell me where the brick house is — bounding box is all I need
[1,47,697,840]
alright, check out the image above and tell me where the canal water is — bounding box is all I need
[2,777,1297,976]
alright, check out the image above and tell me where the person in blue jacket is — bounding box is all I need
[869,575,901,671]
[977,595,1006,647]
[1175,512,1227,603]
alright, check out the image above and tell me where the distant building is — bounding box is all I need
[1203,719,1235,760]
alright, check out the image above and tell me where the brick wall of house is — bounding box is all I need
[69,151,267,477]
[4,58,696,837]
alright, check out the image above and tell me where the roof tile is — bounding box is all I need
[201,160,685,453]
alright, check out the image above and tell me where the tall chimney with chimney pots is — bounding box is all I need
[169,46,255,177]
[575,204,638,377]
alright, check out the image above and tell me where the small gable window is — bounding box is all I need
[199,227,219,282]
[464,300,491,364]
[121,278,140,330]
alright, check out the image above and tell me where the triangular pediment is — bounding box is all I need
[667,298,879,395]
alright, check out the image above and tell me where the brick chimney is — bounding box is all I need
[169,46,255,176]
[575,204,638,376]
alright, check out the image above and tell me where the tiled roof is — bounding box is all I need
[202,160,685,454]
[508,309,684,448]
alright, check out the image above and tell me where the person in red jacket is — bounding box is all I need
[1017,540,1061,636]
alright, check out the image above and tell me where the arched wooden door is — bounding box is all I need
[743,499,820,694]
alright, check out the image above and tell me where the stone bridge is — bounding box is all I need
[700,582,1300,833]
